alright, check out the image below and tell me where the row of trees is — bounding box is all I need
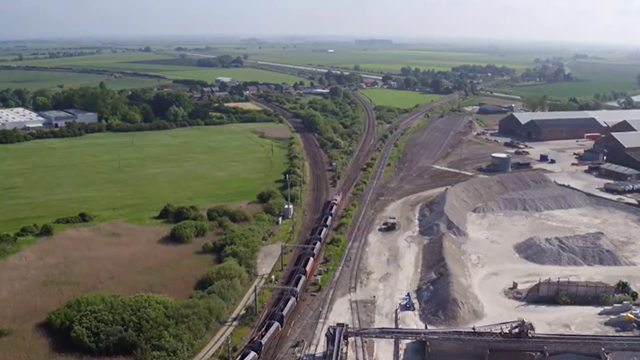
[0,85,283,144]
[519,62,574,83]
[196,54,244,68]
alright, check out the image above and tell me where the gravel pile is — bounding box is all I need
[514,232,632,267]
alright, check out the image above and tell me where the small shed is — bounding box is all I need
[599,163,640,181]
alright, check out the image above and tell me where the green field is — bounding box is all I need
[6,52,306,84]
[0,69,168,90]
[0,124,287,232]
[361,88,442,108]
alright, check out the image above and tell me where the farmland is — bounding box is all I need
[0,123,288,234]
[0,69,167,90]
[5,52,306,84]
[361,88,443,108]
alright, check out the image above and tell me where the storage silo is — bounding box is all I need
[491,153,512,172]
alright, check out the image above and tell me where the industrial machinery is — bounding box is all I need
[402,292,416,311]
[379,216,397,231]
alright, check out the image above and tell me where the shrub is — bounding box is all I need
[171,205,204,224]
[0,232,17,245]
[194,222,209,237]
[78,212,97,223]
[38,224,54,237]
[598,293,613,306]
[46,293,220,358]
[16,224,39,237]
[257,188,281,204]
[169,222,195,244]
[199,260,248,290]
[201,241,214,254]
[616,280,632,295]
[216,217,234,231]
[555,291,571,305]
[205,278,243,303]
[54,215,82,224]
[207,205,249,223]
[0,326,12,338]
[614,294,634,304]
[157,203,176,220]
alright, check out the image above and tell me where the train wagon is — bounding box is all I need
[321,215,333,228]
[325,202,338,217]
[248,321,282,354]
[292,274,306,296]
[235,350,259,360]
[332,191,343,205]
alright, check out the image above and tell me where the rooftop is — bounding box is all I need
[511,110,640,127]
[215,77,234,82]
[64,109,91,115]
[611,131,640,149]
[618,119,640,131]
[0,108,45,124]
[41,110,74,118]
[600,162,640,175]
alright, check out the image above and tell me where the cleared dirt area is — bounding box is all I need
[224,102,263,110]
[418,171,640,335]
[256,126,291,140]
[0,221,214,360]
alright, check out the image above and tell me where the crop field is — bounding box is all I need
[0,123,288,233]
[0,69,167,90]
[361,88,443,108]
[6,52,306,84]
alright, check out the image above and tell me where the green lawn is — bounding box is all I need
[6,52,306,84]
[0,124,288,233]
[0,70,168,90]
[504,79,638,99]
[361,88,443,108]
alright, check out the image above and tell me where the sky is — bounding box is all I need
[2,0,640,45]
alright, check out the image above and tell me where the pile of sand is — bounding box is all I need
[417,171,640,326]
[514,232,632,267]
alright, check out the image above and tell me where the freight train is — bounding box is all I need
[235,192,343,360]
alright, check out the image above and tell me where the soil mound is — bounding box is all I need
[514,232,632,267]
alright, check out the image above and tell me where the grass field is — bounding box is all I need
[0,123,288,233]
[224,102,262,110]
[361,88,443,108]
[0,69,168,90]
[6,52,306,84]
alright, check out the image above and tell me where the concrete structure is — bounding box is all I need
[594,132,640,171]
[599,163,640,181]
[498,110,640,141]
[39,109,98,128]
[0,108,46,130]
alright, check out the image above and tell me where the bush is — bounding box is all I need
[555,291,571,305]
[263,198,285,217]
[598,293,613,306]
[79,212,97,223]
[206,205,249,223]
[15,224,39,238]
[216,217,234,231]
[257,188,281,204]
[46,293,220,358]
[201,241,214,254]
[171,205,204,224]
[0,232,17,245]
[38,224,54,237]
[194,222,209,237]
[0,326,12,338]
[199,259,248,290]
[157,204,176,220]
[54,213,97,224]
[169,222,195,244]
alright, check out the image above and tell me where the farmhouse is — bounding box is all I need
[0,108,98,130]
[498,110,640,141]
[215,77,238,86]
[594,131,640,171]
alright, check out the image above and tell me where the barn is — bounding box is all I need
[594,131,640,171]
[498,110,640,141]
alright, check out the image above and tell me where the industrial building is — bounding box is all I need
[0,108,46,130]
[498,110,640,141]
[594,131,640,171]
[598,163,640,181]
[0,108,98,130]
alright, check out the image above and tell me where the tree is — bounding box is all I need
[98,81,107,90]
[143,46,152,52]
[263,198,285,216]
[170,222,195,243]
[138,103,155,123]
[353,64,361,71]
[242,54,249,60]
[33,96,52,111]
[382,74,393,83]
[166,105,188,122]
[179,53,187,59]
[403,76,418,89]
[400,66,412,76]
[329,86,343,99]
[171,205,203,223]
[523,95,548,112]
[122,109,141,124]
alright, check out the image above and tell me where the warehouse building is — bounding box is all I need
[594,131,640,171]
[498,110,640,141]
[0,108,46,130]
[0,108,98,130]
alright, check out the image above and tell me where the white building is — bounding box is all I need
[0,108,98,130]
[215,77,238,86]
[0,108,46,130]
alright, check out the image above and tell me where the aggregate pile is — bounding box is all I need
[514,232,632,267]
[417,171,640,326]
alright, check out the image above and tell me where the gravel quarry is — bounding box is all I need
[418,171,640,334]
